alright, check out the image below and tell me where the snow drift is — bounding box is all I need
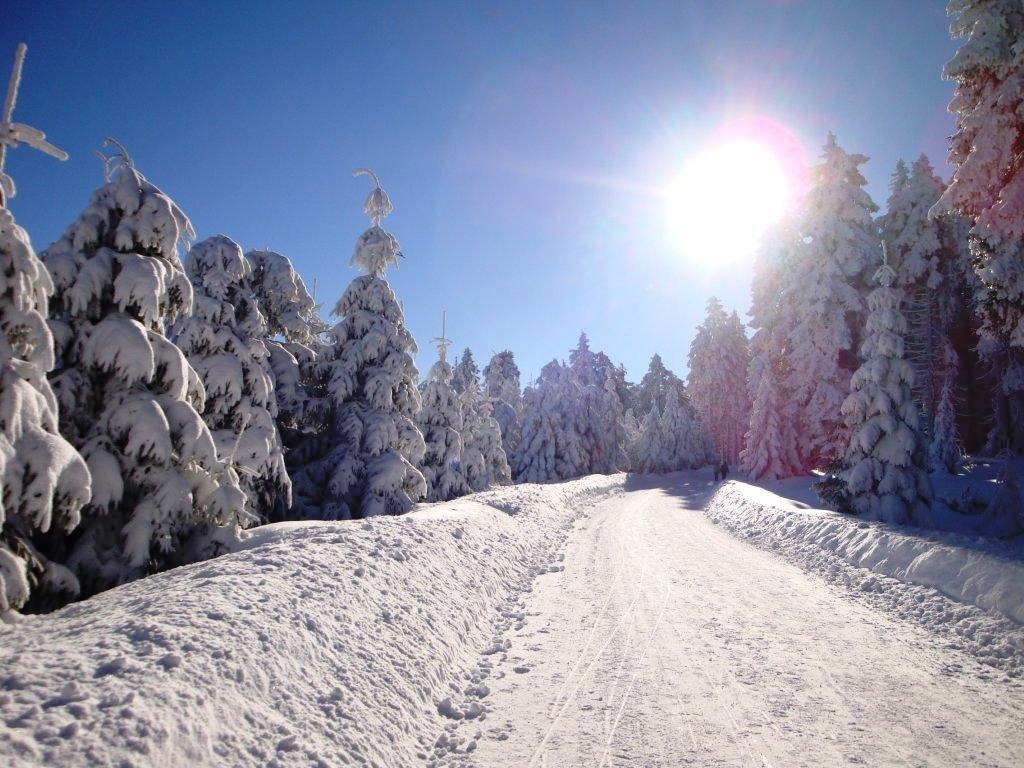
[707,480,1024,674]
[0,476,621,767]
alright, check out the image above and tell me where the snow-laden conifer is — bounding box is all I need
[687,298,750,465]
[0,207,90,613]
[934,1,1024,454]
[882,155,970,467]
[417,319,469,501]
[244,248,326,455]
[451,347,480,395]
[515,360,585,483]
[569,332,626,474]
[171,236,290,524]
[635,353,685,416]
[787,133,880,468]
[483,350,522,459]
[0,43,90,614]
[742,219,803,480]
[660,391,713,472]
[41,143,245,593]
[459,372,510,491]
[289,170,425,518]
[839,260,932,525]
[633,406,663,474]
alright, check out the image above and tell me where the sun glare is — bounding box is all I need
[666,138,795,270]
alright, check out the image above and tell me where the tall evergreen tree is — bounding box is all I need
[289,170,426,518]
[934,0,1024,455]
[451,347,480,395]
[459,371,511,491]
[0,43,90,613]
[635,353,686,416]
[170,236,290,524]
[483,349,522,459]
[839,261,932,525]
[742,218,803,480]
[787,133,880,469]
[41,143,245,593]
[417,319,469,502]
[687,298,751,464]
[515,360,585,483]
[569,332,626,474]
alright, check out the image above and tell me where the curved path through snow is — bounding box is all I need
[448,474,1024,767]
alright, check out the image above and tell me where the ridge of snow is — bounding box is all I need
[706,481,1024,674]
[0,475,622,767]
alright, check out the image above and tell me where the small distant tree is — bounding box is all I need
[515,360,585,483]
[288,170,426,518]
[688,298,751,465]
[170,235,290,524]
[451,347,480,395]
[41,142,245,593]
[417,318,469,501]
[635,353,685,416]
[569,332,626,474]
[836,261,932,525]
[483,349,522,458]
[459,372,511,491]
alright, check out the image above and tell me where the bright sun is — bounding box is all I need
[665,139,793,269]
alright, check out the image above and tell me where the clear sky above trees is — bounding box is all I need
[2,1,958,384]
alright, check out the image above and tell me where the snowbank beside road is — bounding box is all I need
[707,481,1024,674]
[0,475,623,768]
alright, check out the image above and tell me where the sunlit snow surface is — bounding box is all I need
[1,470,1022,766]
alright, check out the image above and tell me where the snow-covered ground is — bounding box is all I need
[2,470,1022,766]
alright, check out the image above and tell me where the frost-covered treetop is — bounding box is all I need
[245,248,324,344]
[350,169,401,279]
[0,43,68,204]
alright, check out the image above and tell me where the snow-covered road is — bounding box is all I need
[451,475,1024,767]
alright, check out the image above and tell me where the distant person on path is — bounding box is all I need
[719,460,729,481]
[713,463,720,481]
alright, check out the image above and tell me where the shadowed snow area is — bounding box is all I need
[2,472,1023,767]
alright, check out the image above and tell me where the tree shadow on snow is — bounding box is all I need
[624,469,722,510]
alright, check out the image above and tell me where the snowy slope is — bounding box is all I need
[706,480,1024,674]
[0,476,621,767]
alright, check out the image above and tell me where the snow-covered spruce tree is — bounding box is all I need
[687,298,751,465]
[451,347,480,395]
[170,235,290,524]
[787,133,880,469]
[635,353,686,416]
[417,324,469,502]
[0,43,91,614]
[930,340,964,473]
[569,332,627,474]
[633,405,663,473]
[515,360,585,483]
[459,372,511,491]
[660,388,713,472]
[483,349,522,459]
[934,0,1024,455]
[244,248,327,460]
[41,143,245,593]
[881,154,969,467]
[835,261,932,525]
[742,218,803,480]
[288,170,425,518]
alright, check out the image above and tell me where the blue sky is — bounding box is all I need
[3,1,958,386]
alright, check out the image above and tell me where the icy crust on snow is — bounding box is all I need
[706,482,1024,674]
[0,475,622,767]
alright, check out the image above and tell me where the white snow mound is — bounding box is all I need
[0,475,622,767]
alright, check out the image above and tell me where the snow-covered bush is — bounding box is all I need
[171,235,291,524]
[0,205,90,614]
[41,149,245,593]
[288,170,426,518]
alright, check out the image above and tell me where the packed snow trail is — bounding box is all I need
[444,474,1024,767]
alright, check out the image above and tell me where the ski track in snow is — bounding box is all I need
[438,473,1024,767]
[2,471,1024,766]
